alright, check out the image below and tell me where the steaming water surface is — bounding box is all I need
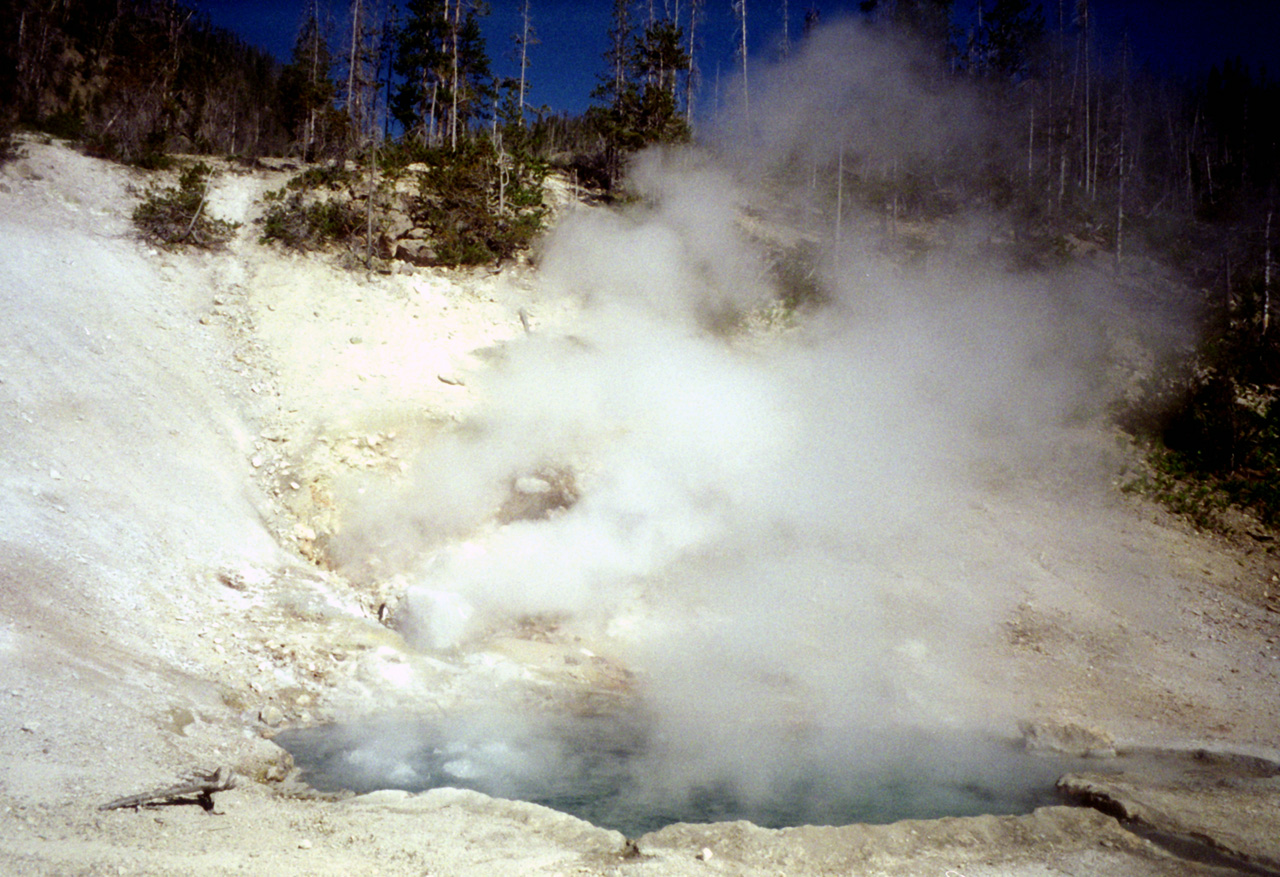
[319,18,1190,843]
[276,712,1079,836]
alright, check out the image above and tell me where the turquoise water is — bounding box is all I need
[275,712,1073,836]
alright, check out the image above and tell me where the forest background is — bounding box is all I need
[1,0,1278,536]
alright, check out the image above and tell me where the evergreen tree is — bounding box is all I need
[590,4,690,184]
[392,0,491,148]
[391,0,449,143]
[635,17,689,143]
[860,0,954,65]
[981,0,1046,79]
[280,2,340,159]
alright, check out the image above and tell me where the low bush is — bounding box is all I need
[1120,306,1280,531]
[259,187,365,251]
[0,118,23,167]
[286,164,356,192]
[132,162,238,248]
[408,141,547,265]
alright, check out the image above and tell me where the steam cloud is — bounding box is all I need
[334,18,1173,809]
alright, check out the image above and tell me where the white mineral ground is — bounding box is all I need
[1,137,1278,876]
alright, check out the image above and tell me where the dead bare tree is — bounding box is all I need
[734,0,749,125]
[1115,31,1129,274]
[685,0,703,126]
[1265,208,1274,335]
[779,0,790,59]
[517,0,535,122]
[347,0,364,129]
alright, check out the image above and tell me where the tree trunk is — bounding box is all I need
[1027,104,1035,187]
[519,0,531,123]
[347,0,362,131]
[685,0,701,126]
[780,0,789,58]
[1265,209,1274,335]
[450,0,459,151]
[736,0,749,126]
[366,136,376,268]
[1115,33,1128,275]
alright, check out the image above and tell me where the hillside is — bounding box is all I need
[1,137,1279,876]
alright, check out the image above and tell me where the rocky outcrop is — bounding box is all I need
[1058,748,1280,874]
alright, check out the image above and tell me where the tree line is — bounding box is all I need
[2,0,1278,524]
[0,0,696,174]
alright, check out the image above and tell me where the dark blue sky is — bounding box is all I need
[193,1,1280,115]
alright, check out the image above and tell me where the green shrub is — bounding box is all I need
[37,109,86,142]
[259,188,364,251]
[286,164,356,192]
[1120,445,1231,532]
[407,140,547,266]
[0,118,23,167]
[132,162,238,248]
[1120,307,1280,531]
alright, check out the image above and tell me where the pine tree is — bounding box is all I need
[982,0,1046,79]
[280,1,338,160]
[860,0,953,67]
[590,4,690,184]
[392,0,449,143]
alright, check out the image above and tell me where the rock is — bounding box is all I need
[514,476,552,495]
[396,239,437,266]
[235,738,295,783]
[258,705,284,726]
[1058,759,1280,874]
[1019,719,1116,757]
[383,212,414,241]
[349,789,412,805]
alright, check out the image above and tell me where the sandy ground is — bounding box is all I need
[1,137,1279,876]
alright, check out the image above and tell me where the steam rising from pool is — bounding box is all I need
[329,17,1187,825]
[277,713,1072,836]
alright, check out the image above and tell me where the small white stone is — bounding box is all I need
[514,476,552,495]
[298,839,312,850]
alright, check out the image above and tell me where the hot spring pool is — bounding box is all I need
[274,710,1084,836]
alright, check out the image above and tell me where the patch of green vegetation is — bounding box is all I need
[259,188,365,251]
[132,162,238,248]
[1120,444,1232,532]
[770,241,830,316]
[408,140,547,266]
[35,108,86,142]
[1120,300,1280,532]
[286,164,356,192]
[0,119,24,167]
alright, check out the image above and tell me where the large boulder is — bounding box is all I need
[396,238,438,266]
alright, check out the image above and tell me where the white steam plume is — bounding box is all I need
[334,16,1175,804]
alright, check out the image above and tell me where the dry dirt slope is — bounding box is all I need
[1,137,1279,876]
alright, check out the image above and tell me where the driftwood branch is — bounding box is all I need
[178,179,212,244]
[99,766,236,812]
